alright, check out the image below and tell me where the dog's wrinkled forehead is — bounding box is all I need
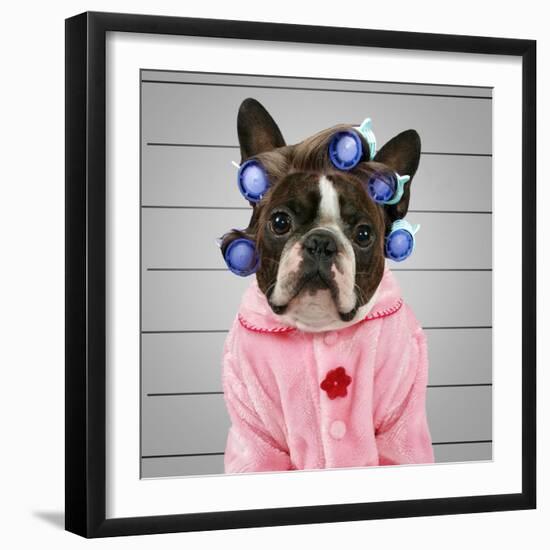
[261,169,378,229]
[317,176,341,224]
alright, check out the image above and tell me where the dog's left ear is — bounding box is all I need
[374,129,421,221]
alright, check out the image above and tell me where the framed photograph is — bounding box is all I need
[65,11,536,537]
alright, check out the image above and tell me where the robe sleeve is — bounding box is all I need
[222,348,292,473]
[375,328,434,465]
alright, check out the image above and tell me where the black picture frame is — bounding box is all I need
[65,11,536,538]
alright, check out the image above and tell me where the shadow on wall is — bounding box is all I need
[32,510,65,530]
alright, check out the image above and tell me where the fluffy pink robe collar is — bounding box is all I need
[238,266,405,334]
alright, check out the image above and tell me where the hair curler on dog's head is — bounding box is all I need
[367,172,410,205]
[328,131,363,170]
[325,119,410,206]
[385,219,420,262]
[327,118,377,172]
[222,237,260,276]
[237,159,270,203]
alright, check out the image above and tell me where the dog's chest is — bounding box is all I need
[258,322,380,405]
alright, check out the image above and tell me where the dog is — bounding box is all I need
[219,98,433,473]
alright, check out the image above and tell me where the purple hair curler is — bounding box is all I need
[223,237,260,276]
[237,159,270,203]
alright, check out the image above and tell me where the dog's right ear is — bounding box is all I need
[237,98,286,162]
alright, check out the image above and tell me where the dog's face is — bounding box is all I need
[222,98,421,332]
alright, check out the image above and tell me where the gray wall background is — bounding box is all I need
[140,70,493,478]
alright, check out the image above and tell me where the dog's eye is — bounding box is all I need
[270,212,292,235]
[354,224,372,246]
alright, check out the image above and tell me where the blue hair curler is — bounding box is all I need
[329,131,363,170]
[223,238,260,276]
[385,219,420,262]
[367,172,410,205]
[328,118,378,171]
[237,159,270,203]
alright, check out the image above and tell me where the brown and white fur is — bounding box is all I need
[220,98,421,333]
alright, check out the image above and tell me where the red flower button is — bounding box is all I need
[320,367,352,400]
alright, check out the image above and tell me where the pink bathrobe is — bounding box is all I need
[222,267,434,473]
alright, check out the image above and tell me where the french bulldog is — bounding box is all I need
[221,97,421,332]
[220,98,433,473]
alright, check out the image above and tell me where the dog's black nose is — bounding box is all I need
[304,231,337,260]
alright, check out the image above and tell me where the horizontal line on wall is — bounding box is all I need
[145,383,491,398]
[431,440,492,446]
[423,326,492,330]
[147,268,227,272]
[142,329,230,334]
[141,205,493,215]
[390,268,492,272]
[146,267,492,273]
[141,68,494,91]
[422,151,492,157]
[147,142,239,148]
[142,452,225,459]
[141,440,493,460]
[142,205,250,210]
[147,391,223,397]
[142,326,491,335]
[142,79,492,100]
[409,210,492,215]
[145,142,492,157]
[428,383,492,388]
